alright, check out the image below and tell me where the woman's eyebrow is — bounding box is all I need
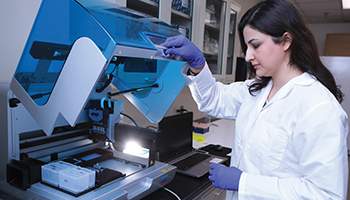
[247,38,256,44]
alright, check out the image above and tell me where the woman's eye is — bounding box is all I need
[253,44,260,49]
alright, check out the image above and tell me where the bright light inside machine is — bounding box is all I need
[123,141,149,158]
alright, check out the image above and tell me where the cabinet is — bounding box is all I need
[118,0,193,39]
[192,0,241,82]
[111,0,241,82]
[202,0,226,76]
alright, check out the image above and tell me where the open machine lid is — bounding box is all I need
[10,0,186,135]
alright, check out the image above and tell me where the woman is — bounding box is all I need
[161,0,348,199]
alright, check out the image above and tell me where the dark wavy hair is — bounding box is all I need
[238,0,344,103]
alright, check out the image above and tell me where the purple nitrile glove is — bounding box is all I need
[160,34,205,68]
[209,163,242,191]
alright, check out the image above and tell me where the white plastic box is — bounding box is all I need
[59,167,91,194]
[41,161,95,194]
[41,161,72,187]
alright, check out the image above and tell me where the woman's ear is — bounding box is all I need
[282,32,292,51]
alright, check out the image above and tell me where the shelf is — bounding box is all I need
[127,0,158,17]
[203,51,218,56]
[205,23,220,31]
[129,0,158,6]
[171,9,191,19]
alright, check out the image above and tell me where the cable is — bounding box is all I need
[163,187,181,200]
[120,112,139,127]
[96,56,126,93]
[96,74,114,93]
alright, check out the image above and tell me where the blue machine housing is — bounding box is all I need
[10,0,187,134]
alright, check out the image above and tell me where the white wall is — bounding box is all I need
[321,56,350,151]
[308,23,350,56]
[0,0,42,82]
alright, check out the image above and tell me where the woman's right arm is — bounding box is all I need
[182,62,249,120]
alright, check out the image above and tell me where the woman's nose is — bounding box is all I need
[245,48,254,62]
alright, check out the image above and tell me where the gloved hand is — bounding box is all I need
[209,163,242,191]
[161,34,205,68]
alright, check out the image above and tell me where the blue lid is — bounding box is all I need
[11,0,186,134]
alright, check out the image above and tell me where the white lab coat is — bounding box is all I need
[182,63,349,199]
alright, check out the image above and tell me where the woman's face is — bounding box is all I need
[243,26,289,78]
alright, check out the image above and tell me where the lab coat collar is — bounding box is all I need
[262,72,316,105]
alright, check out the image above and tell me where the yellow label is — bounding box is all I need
[161,166,175,172]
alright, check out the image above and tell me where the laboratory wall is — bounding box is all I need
[308,23,350,56]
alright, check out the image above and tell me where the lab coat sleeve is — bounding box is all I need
[181,62,250,119]
[238,101,349,199]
